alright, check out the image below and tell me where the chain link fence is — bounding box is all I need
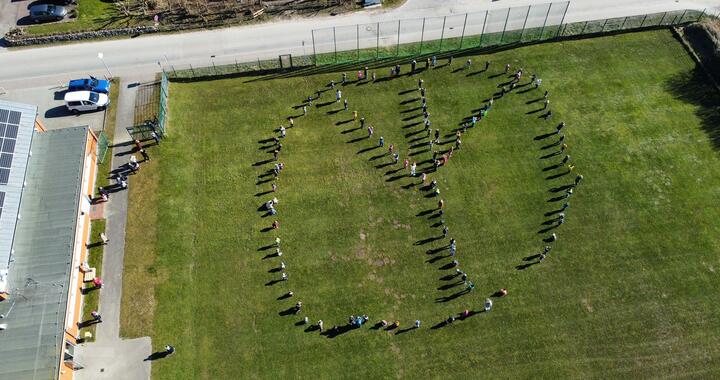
[166,3,710,80]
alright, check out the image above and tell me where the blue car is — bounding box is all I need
[68,76,110,94]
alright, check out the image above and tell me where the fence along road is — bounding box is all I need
[0,0,718,88]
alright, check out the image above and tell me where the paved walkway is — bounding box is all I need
[75,77,154,380]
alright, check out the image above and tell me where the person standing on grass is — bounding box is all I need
[411,59,417,72]
[438,199,445,210]
[336,89,342,102]
[393,153,400,164]
[389,144,395,155]
[421,173,427,184]
[455,138,462,150]
[544,90,549,99]
[465,58,472,69]
[443,226,449,237]
[344,99,348,111]
[434,129,440,144]
[544,98,550,110]
[289,118,294,128]
[151,131,160,145]
[426,57,431,69]
[303,105,307,115]
[357,70,363,81]
[556,122,565,134]
[364,66,369,79]
[360,117,365,128]
[134,139,143,152]
[368,126,374,138]
[280,126,286,138]
[575,174,583,186]
[484,298,493,312]
[505,63,510,73]
[448,56,453,66]
[372,72,377,82]
[403,158,409,170]
[379,136,384,147]
[353,111,358,120]
[140,149,150,161]
[418,78,424,89]
[420,87,426,97]
[535,78,542,88]
[342,73,347,85]
[91,310,102,323]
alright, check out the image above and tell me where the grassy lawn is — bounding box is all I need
[25,0,140,35]
[121,29,720,378]
[79,219,106,341]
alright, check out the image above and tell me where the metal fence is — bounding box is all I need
[312,3,707,65]
[97,131,109,164]
[167,4,711,79]
[158,72,169,137]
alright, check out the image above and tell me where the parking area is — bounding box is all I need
[0,84,106,131]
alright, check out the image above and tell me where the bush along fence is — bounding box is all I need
[165,4,710,80]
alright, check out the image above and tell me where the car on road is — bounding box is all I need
[29,4,67,22]
[64,91,110,113]
[68,77,111,94]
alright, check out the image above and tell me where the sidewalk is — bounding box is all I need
[75,77,154,380]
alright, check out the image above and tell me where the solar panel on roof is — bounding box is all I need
[2,139,15,153]
[0,107,21,185]
[4,124,18,138]
[0,153,12,168]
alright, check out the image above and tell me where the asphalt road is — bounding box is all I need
[0,0,717,88]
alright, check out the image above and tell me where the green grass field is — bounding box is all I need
[121,29,720,378]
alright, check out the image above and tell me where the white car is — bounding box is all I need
[64,91,109,113]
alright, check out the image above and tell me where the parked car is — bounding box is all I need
[29,4,67,23]
[68,77,111,94]
[64,91,110,114]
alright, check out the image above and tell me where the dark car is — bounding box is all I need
[29,4,67,23]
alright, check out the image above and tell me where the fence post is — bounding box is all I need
[356,24,360,61]
[190,64,194,77]
[697,8,706,21]
[620,16,628,29]
[479,11,489,46]
[540,4,552,39]
[376,22,380,59]
[580,21,589,34]
[658,12,667,26]
[677,9,687,24]
[333,27,338,63]
[519,6,531,41]
[600,18,609,32]
[235,58,239,72]
[640,14,648,27]
[439,16,447,52]
[557,2,570,37]
[396,20,401,56]
[459,13,468,49]
[311,29,317,65]
[500,9,511,43]
[419,18,426,54]
[558,23,567,37]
